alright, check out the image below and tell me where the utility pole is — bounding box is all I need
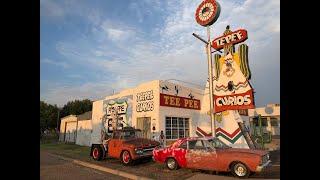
[194,0,221,137]
[206,26,216,137]
[192,31,217,137]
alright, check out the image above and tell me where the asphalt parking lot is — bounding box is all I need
[41,145,280,180]
[40,151,128,180]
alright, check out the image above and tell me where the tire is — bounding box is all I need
[121,150,133,166]
[231,162,250,178]
[92,146,103,161]
[166,158,178,170]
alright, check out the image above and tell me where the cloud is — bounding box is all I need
[41,58,69,68]
[100,21,138,42]
[41,0,279,107]
[40,0,65,18]
[106,28,129,41]
[41,81,112,107]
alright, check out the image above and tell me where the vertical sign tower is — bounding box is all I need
[195,0,221,137]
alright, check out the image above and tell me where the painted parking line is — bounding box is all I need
[48,153,152,180]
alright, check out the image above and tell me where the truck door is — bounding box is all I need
[108,131,121,158]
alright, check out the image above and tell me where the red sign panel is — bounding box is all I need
[160,93,201,110]
[211,29,248,50]
[214,89,254,113]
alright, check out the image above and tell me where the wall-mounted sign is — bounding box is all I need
[136,90,154,112]
[211,29,247,50]
[195,0,221,27]
[214,89,254,113]
[106,101,128,116]
[103,96,133,134]
[160,93,201,110]
[105,101,128,133]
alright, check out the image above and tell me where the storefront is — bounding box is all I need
[89,79,255,148]
[90,80,214,146]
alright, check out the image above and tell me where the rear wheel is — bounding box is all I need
[121,150,133,166]
[166,158,178,170]
[231,162,250,178]
[92,146,103,161]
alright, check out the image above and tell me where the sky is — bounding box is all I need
[40,0,280,107]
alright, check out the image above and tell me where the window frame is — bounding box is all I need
[165,116,190,140]
[187,139,214,151]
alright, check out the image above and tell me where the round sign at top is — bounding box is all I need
[195,0,221,27]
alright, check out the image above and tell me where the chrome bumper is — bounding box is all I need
[256,160,272,172]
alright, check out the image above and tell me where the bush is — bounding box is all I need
[40,128,59,143]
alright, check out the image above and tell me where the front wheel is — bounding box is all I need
[166,158,178,170]
[121,150,133,166]
[231,162,250,178]
[92,146,103,161]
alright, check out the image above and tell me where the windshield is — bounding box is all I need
[121,130,142,139]
[208,138,230,149]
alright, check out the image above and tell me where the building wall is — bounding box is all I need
[89,79,270,148]
[90,80,206,145]
[158,80,204,145]
[248,104,280,117]
[59,115,77,142]
[91,100,104,144]
[76,120,92,146]
[248,104,280,135]
[132,80,159,138]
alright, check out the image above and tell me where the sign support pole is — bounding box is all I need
[206,26,216,137]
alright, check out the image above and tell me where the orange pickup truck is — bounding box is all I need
[90,127,160,165]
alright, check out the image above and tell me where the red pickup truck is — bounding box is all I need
[153,136,271,178]
[90,128,160,165]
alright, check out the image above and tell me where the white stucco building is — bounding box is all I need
[59,80,280,148]
[91,80,207,146]
[59,115,77,143]
[59,112,92,146]
[248,104,280,136]
[90,79,253,148]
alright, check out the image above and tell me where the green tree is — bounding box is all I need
[60,99,92,118]
[40,101,59,132]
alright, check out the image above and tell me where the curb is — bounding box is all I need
[48,153,153,180]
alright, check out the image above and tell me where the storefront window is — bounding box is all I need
[253,117,268,126]
[165,117,190,140]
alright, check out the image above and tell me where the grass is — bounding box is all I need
[40,142,90,159]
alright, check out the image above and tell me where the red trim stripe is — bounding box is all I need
[196,127,211,136]
[216,127,241,139]
[196,127,241,139]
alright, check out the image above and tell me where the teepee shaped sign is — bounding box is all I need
[213,26,255,113]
